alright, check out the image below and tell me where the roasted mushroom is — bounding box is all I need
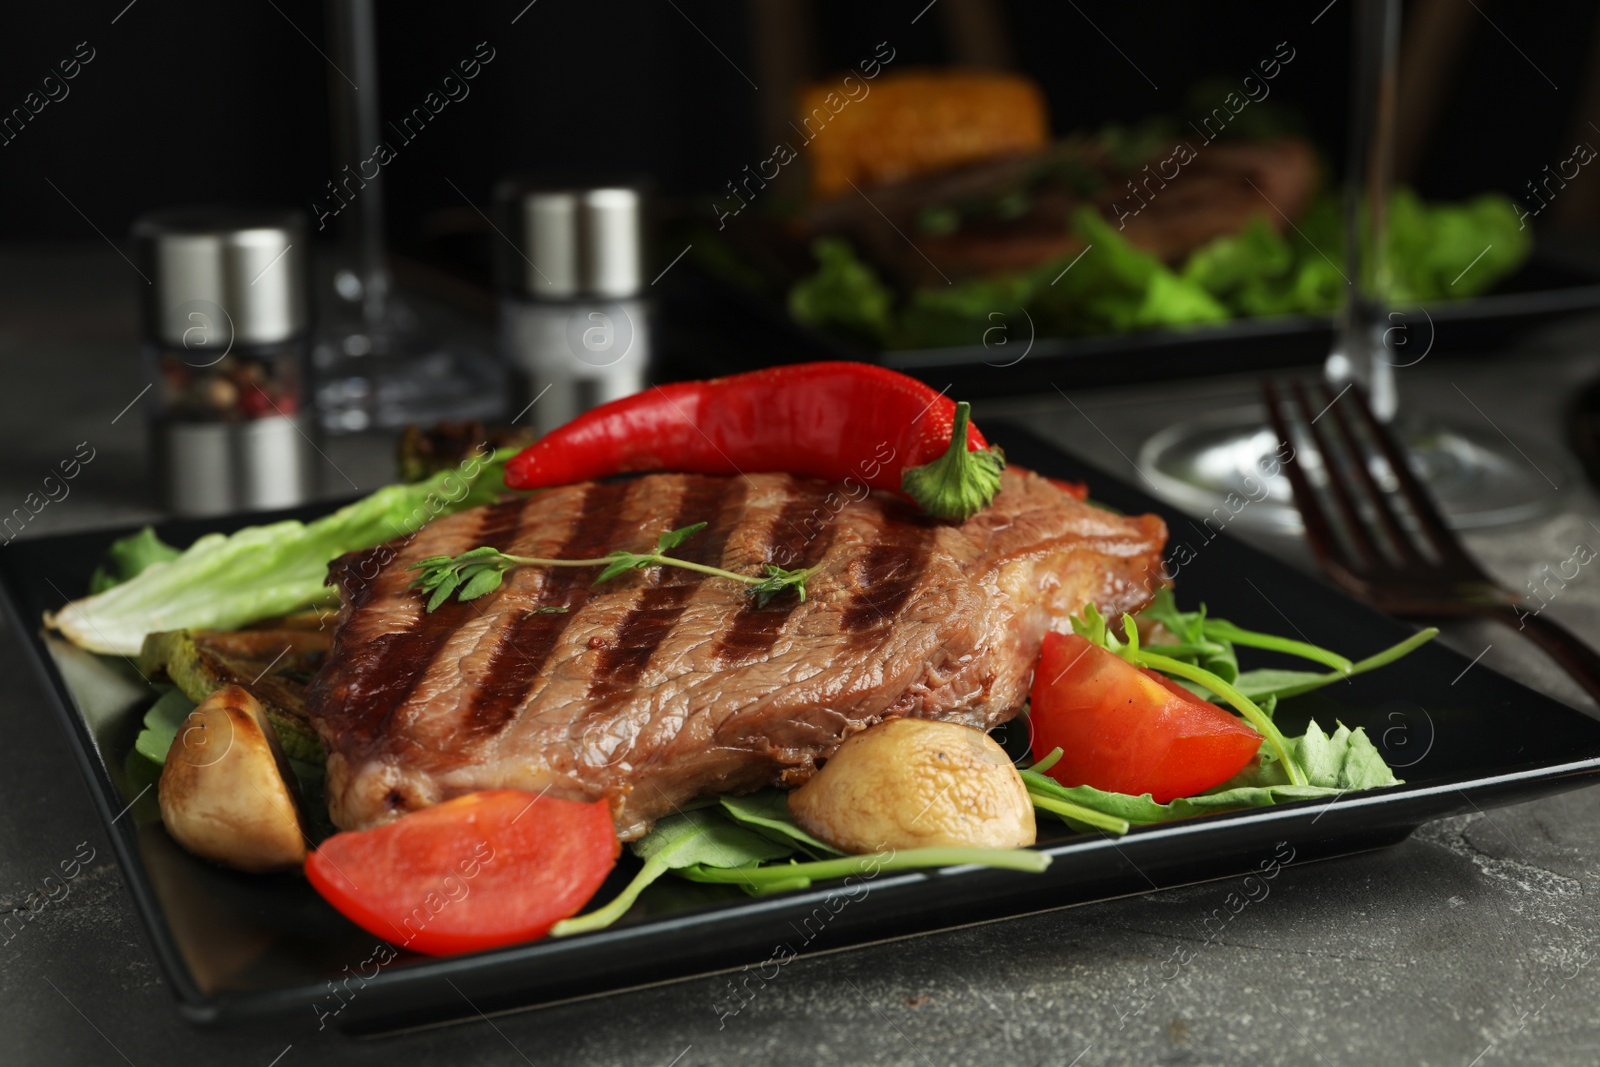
[789,717,1036,853]
[158,685,307,872]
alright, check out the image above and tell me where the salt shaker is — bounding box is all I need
[494,180,651,434]
[132,207,313,516]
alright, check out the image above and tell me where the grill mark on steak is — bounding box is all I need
[713,485,840,666]
[463,481,636,735]
[587,478,746,693]
[840,524,938,637]
[332,496,527,746]
[329,547,389,613]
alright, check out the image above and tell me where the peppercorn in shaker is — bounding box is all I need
[132,207,313,516]
[494,180,652,435]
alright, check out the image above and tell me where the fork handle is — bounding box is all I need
[1482,605,1600,707]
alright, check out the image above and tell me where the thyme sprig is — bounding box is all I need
[408,523,813,612]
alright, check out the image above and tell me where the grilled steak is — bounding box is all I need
[307,469,1168,839]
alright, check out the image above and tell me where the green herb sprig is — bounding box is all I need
[408,522,814,613]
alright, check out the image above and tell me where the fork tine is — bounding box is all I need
[1288,380,1388,570]
[1316,383,1426,566]
[1261,380,1357,577]
[1345,381,1475,566]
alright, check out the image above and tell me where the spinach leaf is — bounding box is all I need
[718,791,842,857]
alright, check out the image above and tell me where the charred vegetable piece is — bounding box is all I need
[503,362,1006,521]
[140,628,329,763]
[158,685,308,873]
[789,718,1036,852]
[1030,632,1263,803]
[305,791,619,956]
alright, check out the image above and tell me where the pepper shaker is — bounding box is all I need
[494,180,652,434]
[132,207,314,516]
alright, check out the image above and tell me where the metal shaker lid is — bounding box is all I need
[132,206,308,348]
[494,179,646,299]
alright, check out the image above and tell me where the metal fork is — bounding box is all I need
[1261,379,1600,705]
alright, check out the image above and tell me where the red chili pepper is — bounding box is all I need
[505,362,1008,520]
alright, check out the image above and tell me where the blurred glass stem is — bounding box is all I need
[1325,0,1401,421]
[326,0,388,327]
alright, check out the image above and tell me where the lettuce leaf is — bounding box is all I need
[1386,187,1530,300]
[90,527,182,594]
[50,449,513,656]
[1031,209,1229,337]
[784,189,1528,351]
[787,237,894,345]
[896,273,1036,349]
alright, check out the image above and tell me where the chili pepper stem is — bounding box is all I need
[900,401,1007,522]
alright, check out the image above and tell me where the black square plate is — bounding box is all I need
[4,421,1600,1032]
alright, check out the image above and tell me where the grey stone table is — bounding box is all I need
[5,247,1600,1066]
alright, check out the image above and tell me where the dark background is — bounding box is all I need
[1,0,1596,249]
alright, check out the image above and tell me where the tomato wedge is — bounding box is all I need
[305,790,618,956]
[1029,632,1262,802]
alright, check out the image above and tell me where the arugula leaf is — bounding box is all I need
[1025,767,1337,824]
[1070,603,1122,653]
[1293,721,1401,791]
[1201,619,1352,673]
[1140,589,1239,683]
[1231,628,1438,700]
[1025,783,1132,835]
[1023,719,1399,829]
[1137,588,1436,705]
[557,801,1052,929]
[551,809,795,936]
[677,846,1051,895]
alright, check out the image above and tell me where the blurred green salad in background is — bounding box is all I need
[788,189,1530,351]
